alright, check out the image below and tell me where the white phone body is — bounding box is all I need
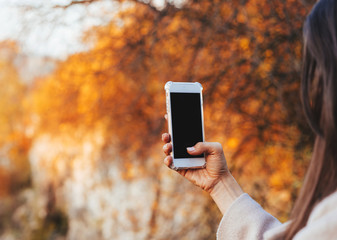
[165,81,206,170]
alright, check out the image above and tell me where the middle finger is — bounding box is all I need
[163,143,172,155]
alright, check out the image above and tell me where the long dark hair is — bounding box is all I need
[285,0,337,238]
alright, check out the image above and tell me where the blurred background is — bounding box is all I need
[0,0,316,239]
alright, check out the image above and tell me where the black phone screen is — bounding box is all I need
[170,92,204,158]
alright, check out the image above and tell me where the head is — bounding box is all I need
[285,0,337,238]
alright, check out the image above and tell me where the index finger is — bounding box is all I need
[162,133,171,143]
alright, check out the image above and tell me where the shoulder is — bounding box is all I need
[294,191,337,240]
[265,191,337,240]
[308,191,337,223]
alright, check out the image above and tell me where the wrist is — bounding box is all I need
[209,172,244,215]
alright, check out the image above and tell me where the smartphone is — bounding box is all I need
[165,81,206,169]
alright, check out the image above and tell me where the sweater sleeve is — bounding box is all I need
[217,193,281,240]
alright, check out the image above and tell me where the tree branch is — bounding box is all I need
[53,0,100,9]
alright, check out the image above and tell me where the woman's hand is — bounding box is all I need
[162,132,244,214]
[162,133,228,193]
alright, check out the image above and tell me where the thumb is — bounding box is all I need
[187,142,223,156]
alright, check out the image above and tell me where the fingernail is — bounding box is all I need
[187,147,195,152]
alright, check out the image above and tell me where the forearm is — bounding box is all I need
[211,174,282,240]
[210,173,244,215]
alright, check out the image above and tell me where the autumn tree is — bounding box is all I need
[29,0,315,237]
[0,41,31,196]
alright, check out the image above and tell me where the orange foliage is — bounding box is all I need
[0,41,31,196]
[30,0,314,222]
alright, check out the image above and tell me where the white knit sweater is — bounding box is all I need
[217,191,337,239]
